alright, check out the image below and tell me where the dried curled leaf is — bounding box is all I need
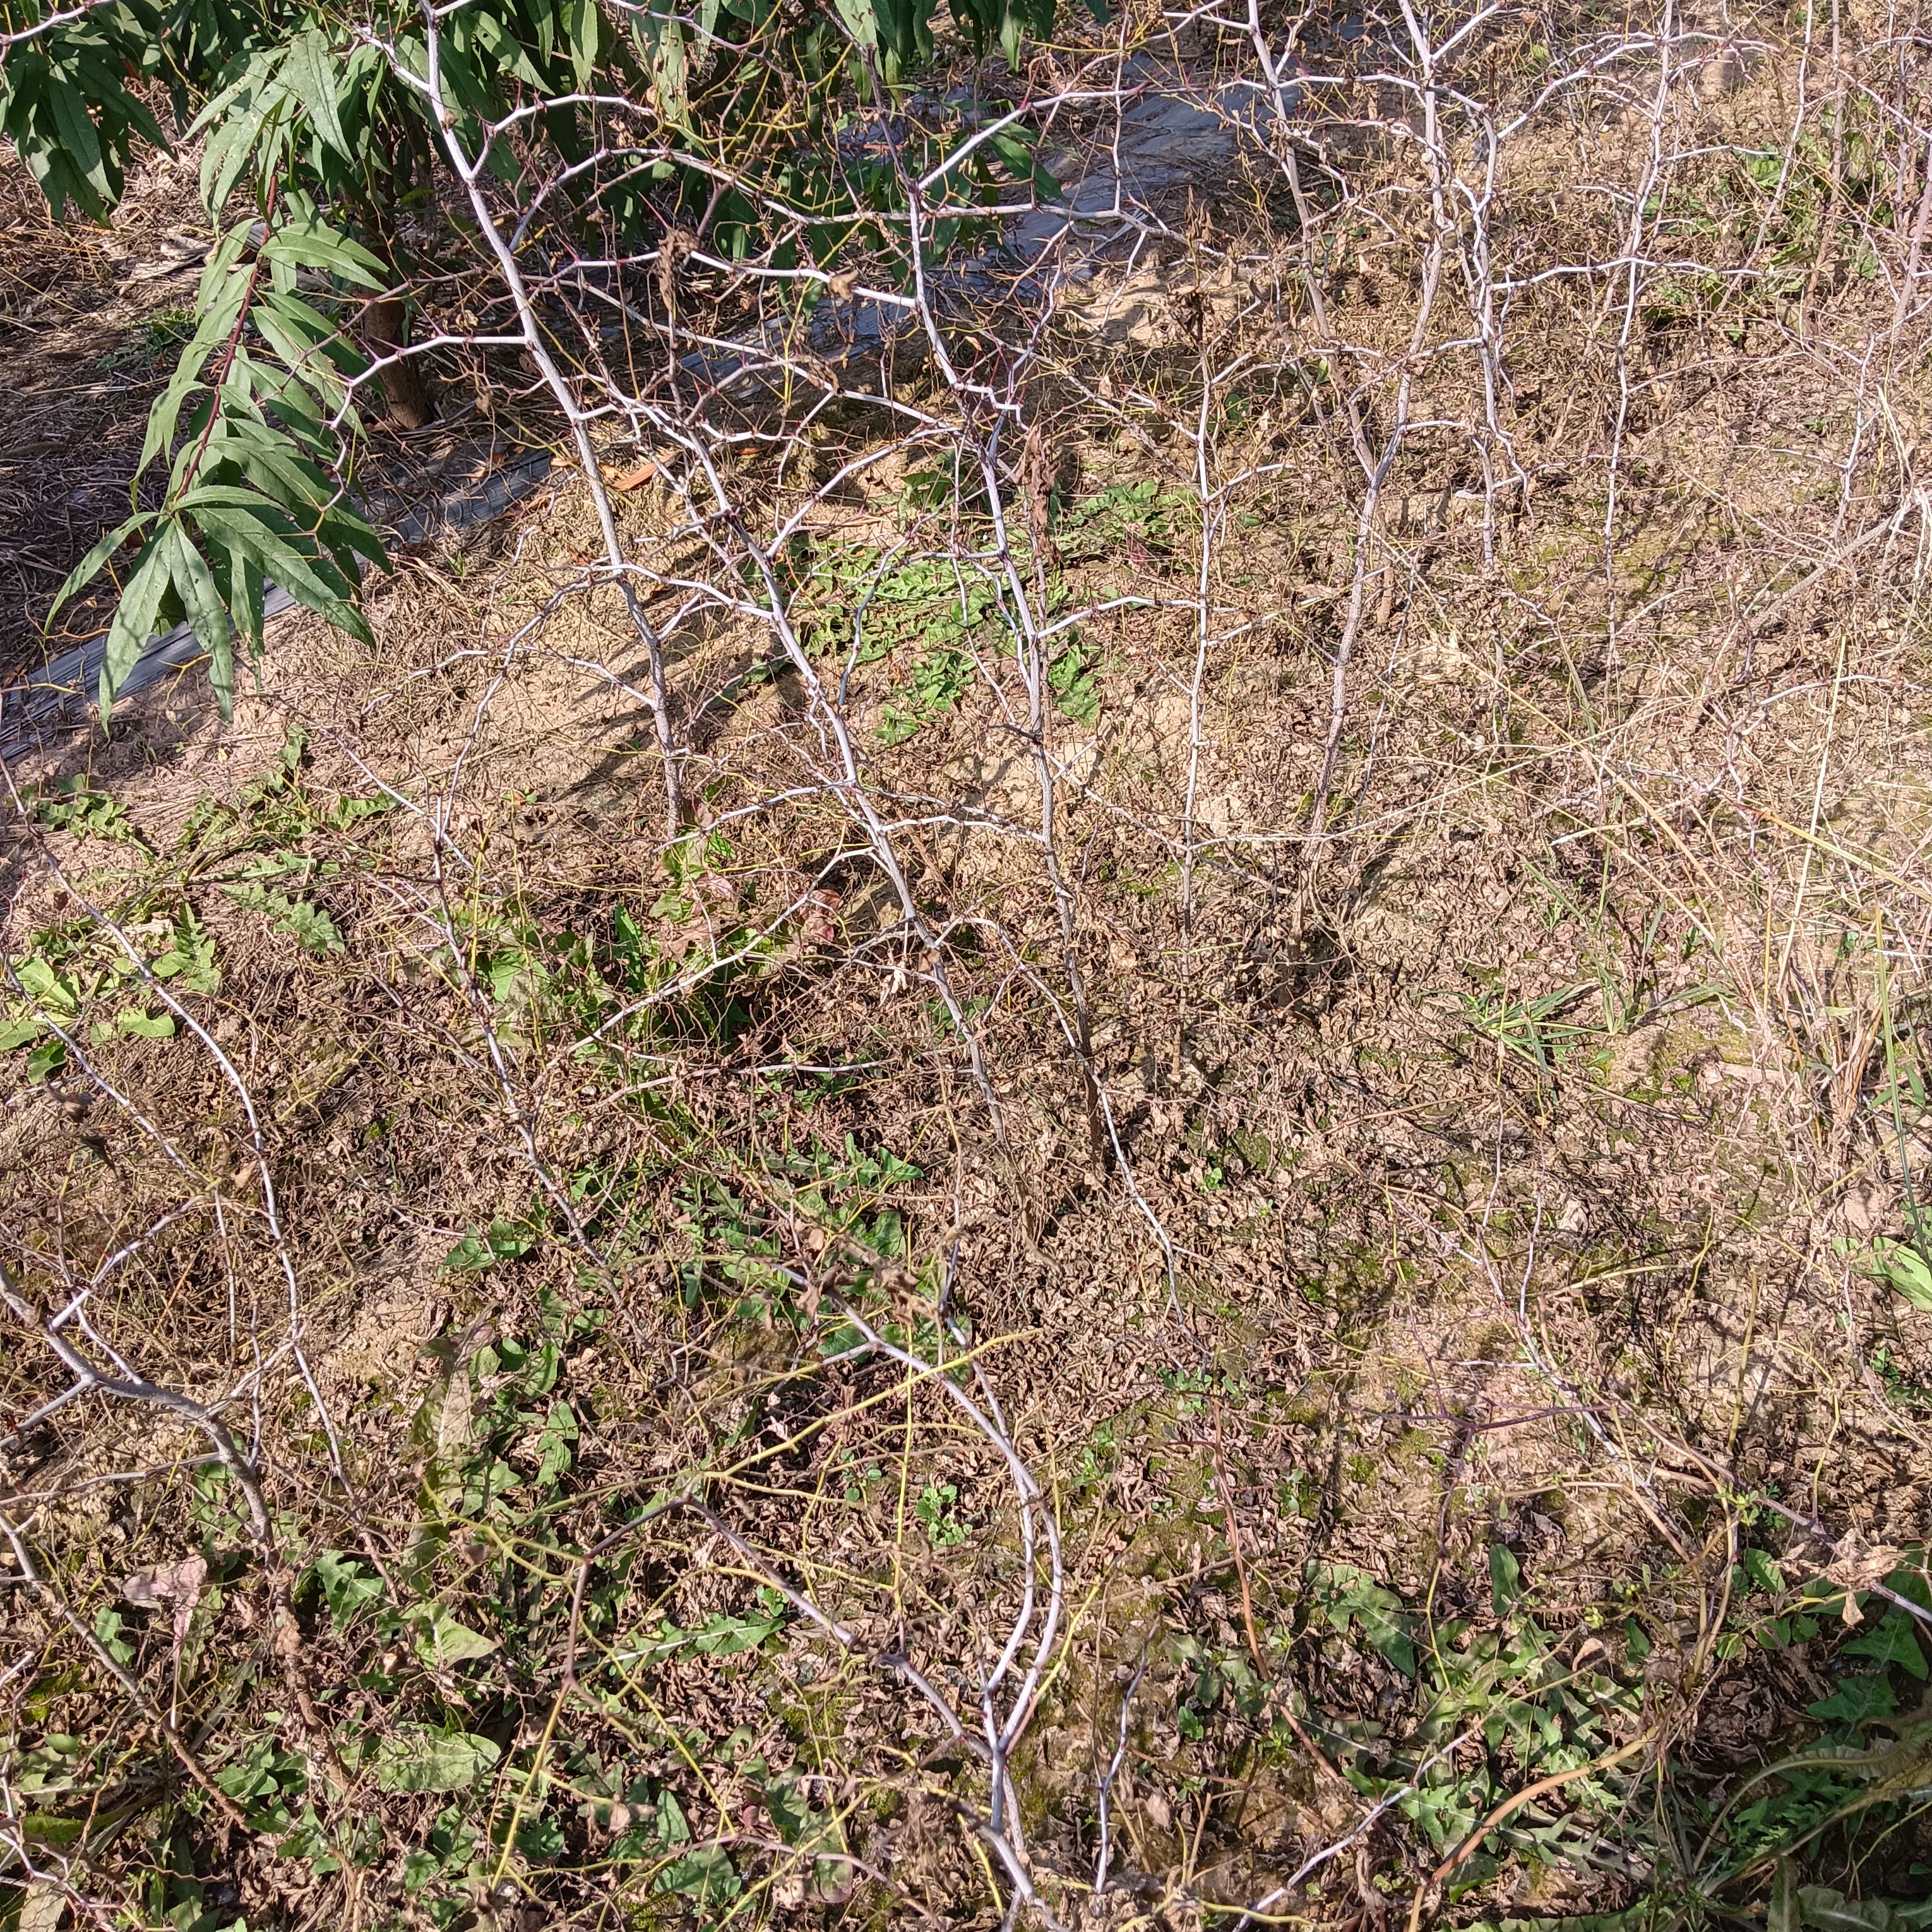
[122,1553,208,1642]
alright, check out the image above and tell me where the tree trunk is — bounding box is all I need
[361,295,436,431]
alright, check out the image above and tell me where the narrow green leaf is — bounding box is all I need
[261,215,385,288]
[468,8,545,87]
[565,0,599,86]
[214,541,266,649]
[141,367,212,480]
[46,514,151,625]
[1878,1239,1932,1311]
[99,540,173,718]
[138,260,249,477]
[213,418,338,511]
[279,30,350,159]
[185,59,256,142]
[318,502,389,575]
[44,75,109,211]
[256,287,368,386]
[193,220,255,309]
[160,525,235,718]
[181,491,367,636]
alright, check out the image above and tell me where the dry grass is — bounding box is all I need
[9,1,1932,1928]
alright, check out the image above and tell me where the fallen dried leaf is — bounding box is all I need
[123,1554,206,1609]
[124,1553,208,1644]
[1844,1179,1886,1236]
[20,1883,64,1932]
[1825,1538,1906,1617]
[600,460,657,492]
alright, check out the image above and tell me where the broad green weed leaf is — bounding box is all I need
[1799,1888,1902,1932]
[1049,638,1099,724]
[220,881,344,955]
[629,1613,780,1661]
[515,1816,566,1862]
[1808,1673,1897,1726]
[761,1771,851,1901]
[441,1219,536,1272]
[30,778,139,844]
[653,1846,740,1904]
[151,915,220,995]
[535,1398,576,1486]
[1315,1563,1418,1676]
[1769,1861,1799,1932]
[314,1551,383,1626]
[688,1611,780,1654]
[14,957,76,1011]
[657,1787,690,1843]
[1885,1557,1932,1611]
[93,1606,136,1666]
[407,1602,497,1667]
[373,1729,500,1793]
[1876,1239,1932,1311]
[1843,1606,1929,1680]
[1489,1542,1523,1618]
[25,1037,68,1083]
[830,0,880,49]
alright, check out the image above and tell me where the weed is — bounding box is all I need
[1281,1548,1932,1920]
[0,907,213,1076]
[797,547,1001,665]
[1053,477,1192,564]
[28,776,143,845]
[878,641,973,743]
[0,730,393,1073]
[18,16,1932,1932]
[914,1481,969,1546]
[1871,1343,1932,1410]
[1442,980,1597,1072]
[796,504,1148,744]
[1049,632,1100,724]
[92,305,195,372]
[218,876,345,954]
